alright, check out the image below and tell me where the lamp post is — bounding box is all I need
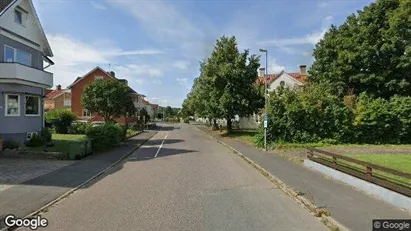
[259,48,268,151]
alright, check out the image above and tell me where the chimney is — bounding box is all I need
[258,68,266,77]
[110,71,115,77]
[300,65,307,75]
[56,85,62,90]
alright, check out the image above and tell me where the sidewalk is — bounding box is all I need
[197,126,411,231]
[0,131,156,229]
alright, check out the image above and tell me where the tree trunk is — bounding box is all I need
[226,117,232,134]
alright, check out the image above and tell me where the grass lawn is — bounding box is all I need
[222,130,257,144]
[126,129,140,137]
[26,134,88,153]
[320,154,411,188]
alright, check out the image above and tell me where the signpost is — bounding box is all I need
[263,114,268,128]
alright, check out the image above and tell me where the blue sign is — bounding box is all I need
[264,114,268,121]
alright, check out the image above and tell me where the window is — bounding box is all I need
[82,109,92,118]
[4,45,31,66]
[5,94,20,116]
[25,96,40,116]
[280,81,285,87]
[95,76,104,80]
[14,10,22,25]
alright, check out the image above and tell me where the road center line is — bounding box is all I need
[154,132,168,158]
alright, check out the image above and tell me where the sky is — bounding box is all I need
[34,0,374,108]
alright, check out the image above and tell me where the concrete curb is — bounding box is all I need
[195,126,350,231]
[0,131,158,231]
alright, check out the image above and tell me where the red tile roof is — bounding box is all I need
[46,89,63,99]
[256,72,307,85]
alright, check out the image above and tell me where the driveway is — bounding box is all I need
[0,158,75,192]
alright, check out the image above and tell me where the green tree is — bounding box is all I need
[81,79,136,123]
[309,0,411,98]
[200,36,262,133]
[45,109,76,134]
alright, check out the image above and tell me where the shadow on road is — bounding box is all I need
[128,146,197,161]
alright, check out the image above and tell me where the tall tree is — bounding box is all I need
[309,0,411,98]
[200,36,262,133]
[81,79,136,123]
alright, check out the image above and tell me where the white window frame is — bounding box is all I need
[25,95,40,116]
[95,76,104,80]
[82,109,92,118]
[5,94,20,116]
[4,45,32,66]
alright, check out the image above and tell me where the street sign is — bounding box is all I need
[264,120,268,128]
[264,114,268,121]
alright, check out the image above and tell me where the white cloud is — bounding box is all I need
[269,59,285,73]
[176,78,191,90]
[106,0,203,43]
[113,64,163,79]
[152,80,162,84]
[172,60,190,70]
[317,2,329,8]
[91,1,107,10]
[135,79,145,85]
[46,34,164,89]
[260,16,333,47]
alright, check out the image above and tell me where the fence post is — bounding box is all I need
[333,156,337,169]
[366,165,373,181]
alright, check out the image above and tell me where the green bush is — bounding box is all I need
[2,140,20,150]
[255,84,354,145]
[86,124,122,152]
[119,124,128,141]
[45,109,77,134]
[40,127,52,143]
[69,122,92,134]
[25,134,44,147]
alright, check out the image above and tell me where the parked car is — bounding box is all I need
[91,121,105,127]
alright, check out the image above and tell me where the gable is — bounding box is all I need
[0,0,53,56]
[268,72,303,91]
[68,67,114,89]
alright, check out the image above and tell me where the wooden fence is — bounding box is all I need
[307,148,411,197]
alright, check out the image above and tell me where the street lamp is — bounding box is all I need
[259,48,268,151]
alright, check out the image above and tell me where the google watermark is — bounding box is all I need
[3,214,48,230]
[373,219,411,231]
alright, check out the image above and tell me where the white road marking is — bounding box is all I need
[154,133,168,158]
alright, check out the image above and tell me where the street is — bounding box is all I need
[19,124,327,231]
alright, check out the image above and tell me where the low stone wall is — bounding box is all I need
[304,159,411,213]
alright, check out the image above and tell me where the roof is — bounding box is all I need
[67,67,113,89]
[0,0,15,15]
[68,66,145,97]
[0,0,53,57]
[45,89,70,99]
[256,71,307,85]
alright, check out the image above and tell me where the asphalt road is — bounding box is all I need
[18,124,328,231]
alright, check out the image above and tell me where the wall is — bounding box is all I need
[268,73,302,92]
[0,83,43,143]
[0,0,48,55]
[0,34,43,69]
[53,92,71,109]
[70,69,137,124]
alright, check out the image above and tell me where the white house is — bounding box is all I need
[236,65,308,129]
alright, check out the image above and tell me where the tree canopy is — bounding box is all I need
[81,79,136,123]
[182,36,263,133]
[309,0,411,98]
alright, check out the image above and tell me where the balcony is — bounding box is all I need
[0,62,53,88]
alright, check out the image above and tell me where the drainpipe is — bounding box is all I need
[42,88,45,127]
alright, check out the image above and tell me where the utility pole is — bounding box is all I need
[259,49,268,151]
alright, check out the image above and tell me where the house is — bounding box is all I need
[151,103,159,119]
[67,66,142,125]
[256,65,307,92]
[44,85,71,111]
[0,0,54,144]
[237,65,308,129]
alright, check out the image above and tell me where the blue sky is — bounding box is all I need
[34,0,374,107]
